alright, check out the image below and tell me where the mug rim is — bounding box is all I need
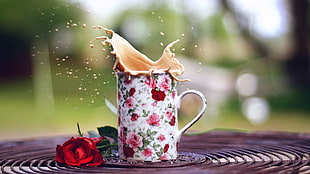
[115,71,170,75]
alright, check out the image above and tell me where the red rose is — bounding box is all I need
[169,116,176,126]
[129,88,136,96]
[151,89,166,101]
[56,137,104,166]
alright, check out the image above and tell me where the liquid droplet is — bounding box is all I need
[160,32,165,36]
[181,48,186,51]
[82,24,87,28]
[89,44,95,48]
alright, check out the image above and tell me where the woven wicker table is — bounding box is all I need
[1,130,310,174]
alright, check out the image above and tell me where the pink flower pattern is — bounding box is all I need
[117,73,178,161]
[158,75,171,92]
[126,133,143,151]
[158,134,166,141]
[146,113,160,126]
[125,97,135,108]
[142,148,153,157]
[165,109,174,120]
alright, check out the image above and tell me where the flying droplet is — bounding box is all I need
[82,24,87,28]
[72,23,78,27]
[181,48,186,51]
[160,32,165,36]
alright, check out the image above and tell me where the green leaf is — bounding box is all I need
[97,143,118,149]
[147,129,151,136]
[156,152,162,158]
[153,144,161,149]
[77,122,83,137]
[143,139,151,147]
[151,131,158,135]
[138,132,146,137]
[97,126,118,141]
[87,130,100,138]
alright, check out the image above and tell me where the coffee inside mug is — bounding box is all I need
[116,72,206,162]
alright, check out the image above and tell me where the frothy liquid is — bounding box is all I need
[89,26,188,81]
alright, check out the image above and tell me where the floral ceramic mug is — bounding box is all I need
[116,72,207,162]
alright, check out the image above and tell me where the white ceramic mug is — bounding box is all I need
[116,72,207,162]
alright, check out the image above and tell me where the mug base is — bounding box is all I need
[104,152,206,167]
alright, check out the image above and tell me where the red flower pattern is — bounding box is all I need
[123,145,134,157]
[131,113,139,121]
[129,88,136,96]
[169,116,176,126]
[164,144,169,153]
[151,89,166,101]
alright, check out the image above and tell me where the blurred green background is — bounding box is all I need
[1,0,309,140]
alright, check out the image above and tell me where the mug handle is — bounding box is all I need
[176,90,207,138]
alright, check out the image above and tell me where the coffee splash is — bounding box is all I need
[89,26,188,81]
